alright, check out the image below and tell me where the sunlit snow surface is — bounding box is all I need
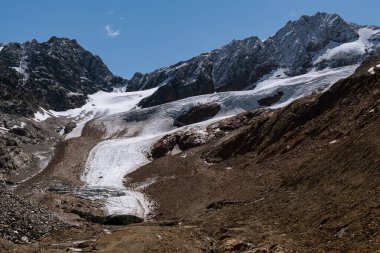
[314,28,379,64]
[33,87,158,139]
[83,135,159,217]
[34,64,357,218]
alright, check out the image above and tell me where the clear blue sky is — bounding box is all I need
[1,0,380,78]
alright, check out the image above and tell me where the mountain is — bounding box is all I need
[0,37,124,116]
[126,12,380,108]
[119,55,380,252]
[2,11,380,252]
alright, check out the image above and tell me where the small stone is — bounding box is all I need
[21,236,29,243]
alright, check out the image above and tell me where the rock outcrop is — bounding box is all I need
[174,103,220,127]
[151,110,268,159]
[150,130,207,159]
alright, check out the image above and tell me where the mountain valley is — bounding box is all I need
[1,12,380,252]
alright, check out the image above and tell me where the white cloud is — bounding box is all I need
[105,25,120,38]
[104,9,115,15]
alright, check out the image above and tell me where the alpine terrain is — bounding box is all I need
[1,12,380,252]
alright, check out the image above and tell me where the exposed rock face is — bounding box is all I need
[0,114,49,182]
[127,12,380,108]
[151,111,267,159]
[150,130,207,159]
[174,103,220,127]
[0,37,124,116]
[0,136,31,181]
[258,91,284,106]
[264,13,359,75]
[0,62,36,116]
[64,121,77,134]
[131,36,276,107]
[136,59,215,107]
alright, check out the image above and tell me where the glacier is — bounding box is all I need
[78,64,357,218]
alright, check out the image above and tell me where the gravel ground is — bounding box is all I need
[0,188,67,243]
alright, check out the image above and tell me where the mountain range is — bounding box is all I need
[126,12,380,107]
[2,12,380,252]
[1,12,379,117]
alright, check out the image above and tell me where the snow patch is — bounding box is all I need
[254,65,357,93]
[358,27,379,47]
[171,145,182,155]
[175,63,189,70]
[11,122,26,129]
[314,28,380,65]
[34,108,54,122]
[0,126,9,133]
[369,67,375,75]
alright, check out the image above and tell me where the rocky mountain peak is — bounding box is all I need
[277,12,358,44]
[265,12,359,75]
[0,37,124,115]
[129,12,380,108]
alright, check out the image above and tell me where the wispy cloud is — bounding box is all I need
[105,25,120,38]
[104,9,115,15]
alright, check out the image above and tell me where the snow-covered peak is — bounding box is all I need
[264,13,359,75]
[126,12,379,108]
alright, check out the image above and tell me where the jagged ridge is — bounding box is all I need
[127,12,380,108]
[0,37,124,116]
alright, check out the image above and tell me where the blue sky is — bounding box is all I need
[1,0,380,78]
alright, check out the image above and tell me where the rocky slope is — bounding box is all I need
[0,187,66,243]
[127,12,380,108]
[0,37,124,116]
[119,55,380,252]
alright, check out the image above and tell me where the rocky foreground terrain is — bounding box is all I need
[2,12,380,253]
